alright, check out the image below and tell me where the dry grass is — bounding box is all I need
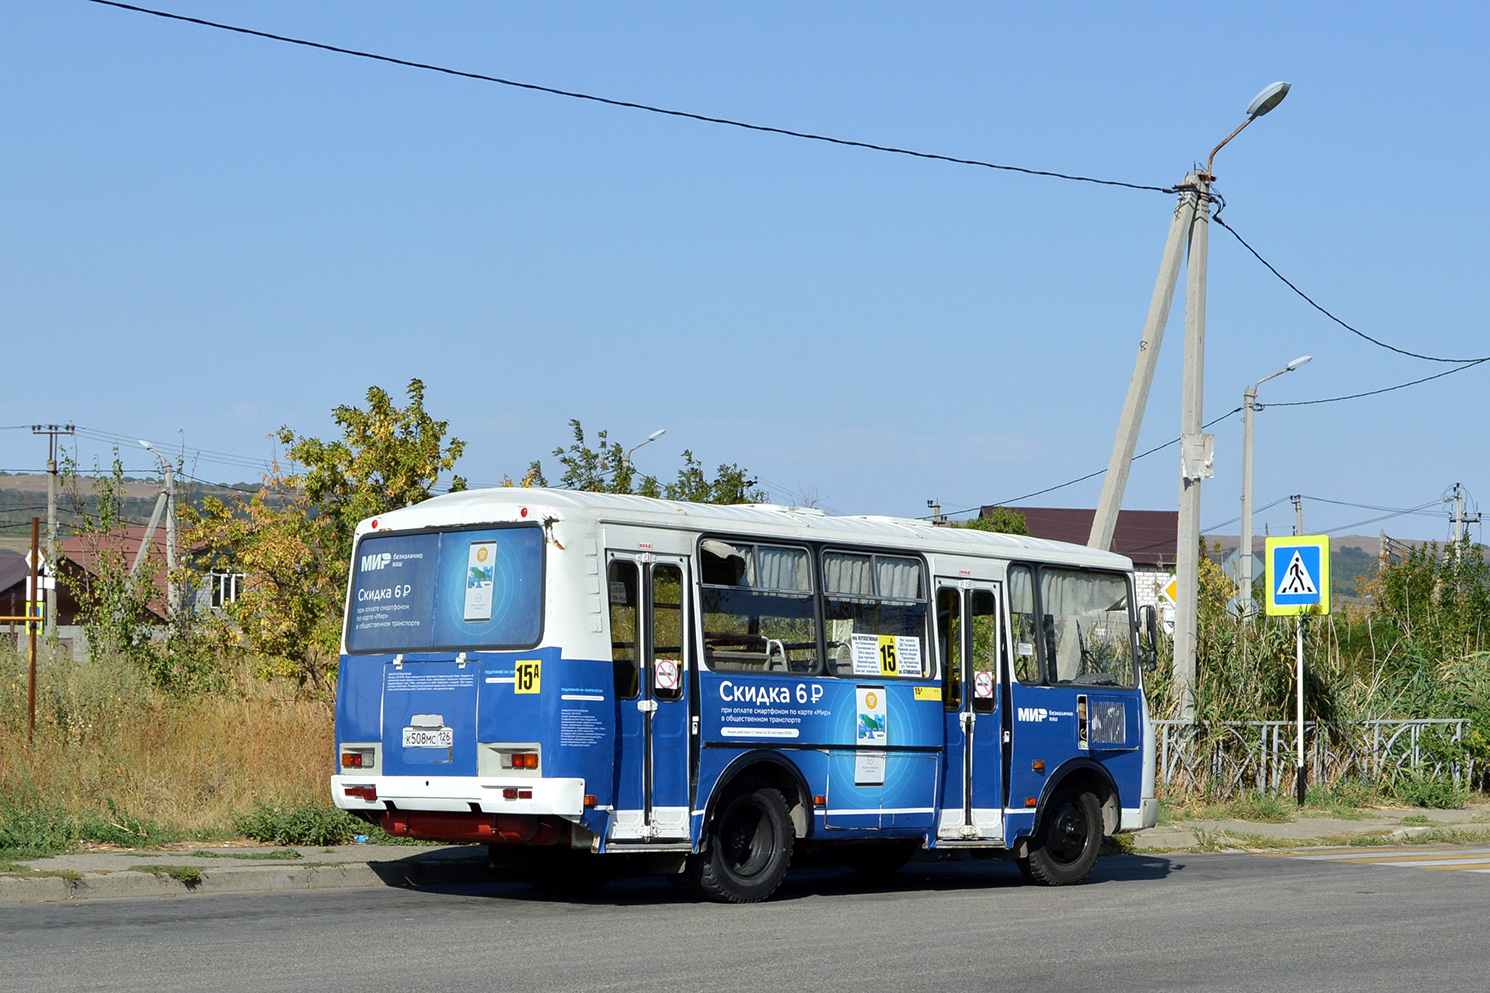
[0,642,333,836]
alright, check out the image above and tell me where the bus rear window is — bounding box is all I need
[346,526,543,653]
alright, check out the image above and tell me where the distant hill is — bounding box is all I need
[0,472,257,553]
[1206,532,1482,604]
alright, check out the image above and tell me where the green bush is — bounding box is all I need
[234,799,363,846]
[78,798,175,848]
[0,791,172,858]
[1392,773,1469,810]
[1305,780,1385,815]
[1222,790,1298,823]
[0,792,78,858]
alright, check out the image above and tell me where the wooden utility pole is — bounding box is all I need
[28,517,39,745]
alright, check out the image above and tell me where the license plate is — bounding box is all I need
[402,725,453,749]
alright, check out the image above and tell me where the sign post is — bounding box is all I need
[1265,535,1330,804]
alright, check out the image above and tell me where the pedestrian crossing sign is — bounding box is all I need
[1264,535,1330,616]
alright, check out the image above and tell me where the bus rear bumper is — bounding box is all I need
[331,774,586,819]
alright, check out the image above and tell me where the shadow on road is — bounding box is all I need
[377,849,1178,907]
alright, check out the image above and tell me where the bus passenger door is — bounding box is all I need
[607,553,692,843]
[935,581,1004,842]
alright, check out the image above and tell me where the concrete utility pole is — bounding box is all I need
[1448,483,1480,545]
[31,424,74,636]
[1088,181,1199,553]
[139,441,179,618]
[1172,171,1213,721]
[1291,494,1304,536]
[1089,82,1291,722]
[1239,357,1311,621]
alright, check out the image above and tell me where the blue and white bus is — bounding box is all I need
[332,488,1159,902]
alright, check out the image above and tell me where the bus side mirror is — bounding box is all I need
[1137,604,1159,671]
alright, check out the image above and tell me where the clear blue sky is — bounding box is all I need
[2,1,1485,543]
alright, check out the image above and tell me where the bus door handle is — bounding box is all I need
[960,712,976,732]
[637,699,658,714]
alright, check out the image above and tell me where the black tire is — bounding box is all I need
[844,842,918,880]
[689,780,794,903]
[1024,788,1102,886]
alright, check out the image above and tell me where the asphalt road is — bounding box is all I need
[2,850,1486,993]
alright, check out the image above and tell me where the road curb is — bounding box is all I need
[0,857,498,906]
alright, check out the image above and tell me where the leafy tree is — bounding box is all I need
[1371,537,1490,665]
[59,452,163,676]
[184,379,465,691]
[958,507,1031,536]
[280,378,466,556]
[524,419,766,505]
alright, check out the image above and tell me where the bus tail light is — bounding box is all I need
[503,751,539,770]
[584,795,597,807]
[345,784,378,802]
[341,752,364,768]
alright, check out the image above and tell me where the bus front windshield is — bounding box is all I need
[345,526,543,654]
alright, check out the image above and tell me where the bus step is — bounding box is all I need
[603,841,694,853]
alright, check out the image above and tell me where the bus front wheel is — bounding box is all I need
[690,779,794,903]
[1021,787,1102,886]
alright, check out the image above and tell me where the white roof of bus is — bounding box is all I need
[358,487,1133,571]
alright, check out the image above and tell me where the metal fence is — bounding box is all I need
[1154,719,1473,797]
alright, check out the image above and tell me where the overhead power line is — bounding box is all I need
[1264,359,1490,408]
[1320,500,1443,536]
[1300,494,1444,517]
[82,0,1175,195]
[929,406,1248,519]
[1213,214,1489,365]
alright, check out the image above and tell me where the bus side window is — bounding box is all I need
[822,551,928,678]
[1008,564,1043,685]
[651,564,685,701]
[936,587,962,711]
[1038,568,1136,688]
[969,589,999,712]
[700,541,820,675]
[609,560,641,699]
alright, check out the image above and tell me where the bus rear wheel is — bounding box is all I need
[690,780,794,903]
[1021,788,1102,886]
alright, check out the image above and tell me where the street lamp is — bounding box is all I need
[1207,82,1291,179]
[624,429,666,465]
[1239,354,1311,620]
[1088,80,1293,721]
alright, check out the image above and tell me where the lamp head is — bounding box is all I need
[1246,81,1291,118]
[1285,354,1313,371]
[646,429,666,443]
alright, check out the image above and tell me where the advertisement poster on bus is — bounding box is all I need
[856,686,887,745]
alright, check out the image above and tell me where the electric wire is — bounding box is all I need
[1199,495,1292,534]
[984,406,1245,511]
[82,0,1176,195]
[73,425,273,472]
[1262,359,1490,407]
[1299,494,1444,518]
[1213,215,1489,365]
[1319,500,1443,536]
